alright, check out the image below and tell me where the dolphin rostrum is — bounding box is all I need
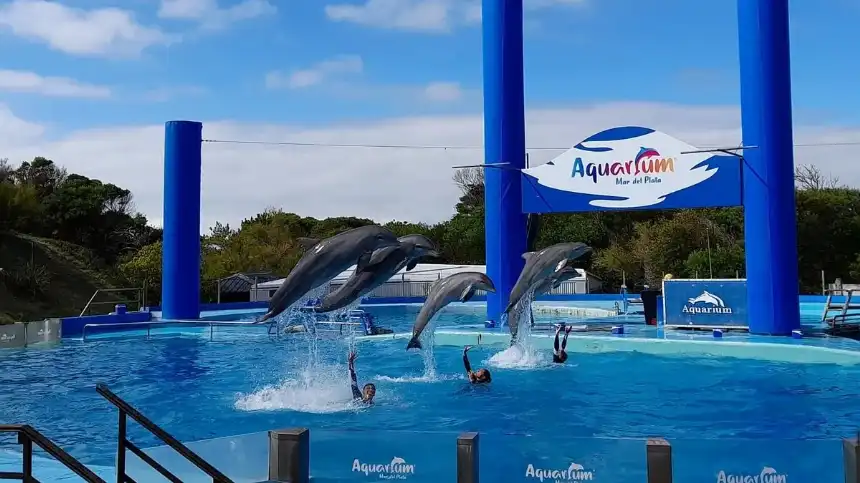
[314,234,440,313]
[406,272,496,349]
[255,225,400,323]
[504,242,593,341]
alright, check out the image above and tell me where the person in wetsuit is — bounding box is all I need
[348,350,376,404]
[553,325,573,363]
[463,346,491,384]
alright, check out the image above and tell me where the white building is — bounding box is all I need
[251,263,602,302]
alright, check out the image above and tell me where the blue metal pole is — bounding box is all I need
[738,0,800,334]
[161,121,203,320]
[482,0,528,324]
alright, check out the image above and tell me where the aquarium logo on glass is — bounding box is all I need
[682,291,733,315]
[525,462,594,481]
[351,456,415,480]
[717,467,787,483]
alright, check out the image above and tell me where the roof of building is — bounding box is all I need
[220,272,280,293]
[255,263,596,289]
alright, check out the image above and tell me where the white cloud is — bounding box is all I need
[2,101,859,233]
[0,69,112,98]
[422,81,462,102]
[266,56,364,89]
[323,0,585,32]
[0,104,44,144]
[0,0,173,57]
[158,0,276,30]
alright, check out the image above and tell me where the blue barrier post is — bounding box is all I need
[161,121,203,320]
[737,0,800,334]
[481,0,528,324]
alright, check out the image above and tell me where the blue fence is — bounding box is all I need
[662,279,749,328]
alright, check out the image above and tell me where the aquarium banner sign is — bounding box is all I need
[662,279,748,328]
[521,126,743,213]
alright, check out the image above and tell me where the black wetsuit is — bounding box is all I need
[349,363,363,400]
[553,330,570,363]
[463,352,481,384]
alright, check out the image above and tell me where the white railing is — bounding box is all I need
[328,279,593,299]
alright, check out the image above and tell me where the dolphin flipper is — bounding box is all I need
[522,252,535,261]
[356,251,373,271]
[297,237,320,250]
[406,259,419,271]
[460,285,476,303]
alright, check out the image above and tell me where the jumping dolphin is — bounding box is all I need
[515,258,582,329]
[406,272,496,349]
[255,225,400,323]
[314,234,440,313]
[504,242,593,340]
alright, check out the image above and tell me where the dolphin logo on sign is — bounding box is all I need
[687,291,725,307]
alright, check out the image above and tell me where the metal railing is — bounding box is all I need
[81,320,264,341]
[79,287,145,317]
[0,424,106,483]
[96,383,232,483]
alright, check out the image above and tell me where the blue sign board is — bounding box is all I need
[521,126,743,213]
[662,279,748,328]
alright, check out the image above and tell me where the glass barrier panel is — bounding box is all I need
[126,431,269,483]
[671,437,844,483]
[310,428,459,482]
[480,433,648,482]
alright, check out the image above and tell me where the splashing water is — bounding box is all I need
[235,362,360,413]
[489,291,548,369]
[420,328,438,379]
[242,282,370,413]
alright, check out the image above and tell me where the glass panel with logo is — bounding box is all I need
[671,437,844,483]
[480,433,648,482]
[309,429,458,482]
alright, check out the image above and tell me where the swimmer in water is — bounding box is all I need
[553,325,573,363]
[348,350,376,404]
[463,346,491,384]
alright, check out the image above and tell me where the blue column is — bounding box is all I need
[161,121,203,320]
[738,0,800,334]
[481,0,528,324]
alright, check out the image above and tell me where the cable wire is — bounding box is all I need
[202,138,860,150]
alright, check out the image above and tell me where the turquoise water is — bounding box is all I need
[1,304,859,482]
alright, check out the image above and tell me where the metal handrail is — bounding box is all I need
[80,320,266,341]
[79,287,144,317]
[0,424,106,482]
[95,384,233,483]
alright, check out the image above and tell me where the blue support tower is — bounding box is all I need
[481,0,528,324]
[738,0,800,334]
[161,121,203,320]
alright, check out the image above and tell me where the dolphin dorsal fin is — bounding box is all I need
[296,237,321,251]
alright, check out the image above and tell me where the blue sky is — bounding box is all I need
[2,0,859,134]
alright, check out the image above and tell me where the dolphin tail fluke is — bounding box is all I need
[406,337,422,350]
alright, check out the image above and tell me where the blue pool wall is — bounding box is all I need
[56,293,840,339]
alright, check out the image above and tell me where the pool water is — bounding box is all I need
[1,304,859,482]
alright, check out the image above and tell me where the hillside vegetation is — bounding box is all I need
[0,233,124,323]
[2,155,860,324]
